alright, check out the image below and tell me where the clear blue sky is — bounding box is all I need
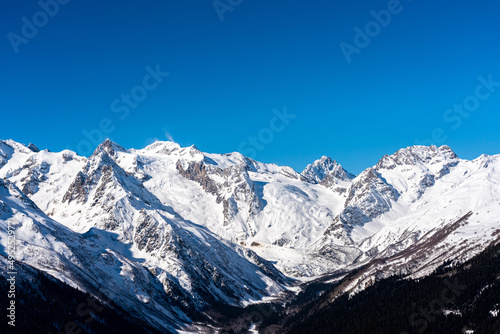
[1,0,499,174]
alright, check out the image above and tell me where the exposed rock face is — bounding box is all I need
[128,156,151,181]
[19,158,50,195]
[325,168,399,237]
[176,159,264,230]
[62,171,87,203]
[27,143,40,152]
[176,160,219,197]
[343,168,399,222]
[92,138,127,157]
[134,209,170,253]
[61,154,109,205]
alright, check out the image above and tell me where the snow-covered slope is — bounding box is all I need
[0,178,188,332]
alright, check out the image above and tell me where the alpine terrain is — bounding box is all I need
[1,139,499,333]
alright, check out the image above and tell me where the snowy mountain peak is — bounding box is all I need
[1,139,31,155]
[0,140,40,171]
[92,139,127,157]
[301,156,355,184]
[139,140,181,155]
[325,167,400,232]
[376,145,459,170]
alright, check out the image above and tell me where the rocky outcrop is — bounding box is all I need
[27,143,40,152]
[324,168,399,243]
[176,160,264,230]
[62,171,87,203]
[19,158,50,195]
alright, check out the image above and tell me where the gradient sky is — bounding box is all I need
[1,0,500,174]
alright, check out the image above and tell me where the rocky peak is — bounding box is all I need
[91,139,126,158]
[176,159,264,231]
[181,144,203,158]
[62,148,119,205]
[376,145,459,170]
[301,156,355,184]
[27,143,40,152]
[345,168,399,208]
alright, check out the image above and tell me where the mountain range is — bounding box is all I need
[1,139,499,333]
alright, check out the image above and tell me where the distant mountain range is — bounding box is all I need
[1,139,499,333]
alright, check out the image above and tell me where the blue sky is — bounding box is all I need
[1,0,500,174]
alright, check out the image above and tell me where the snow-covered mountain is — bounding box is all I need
[1,138,499,332]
